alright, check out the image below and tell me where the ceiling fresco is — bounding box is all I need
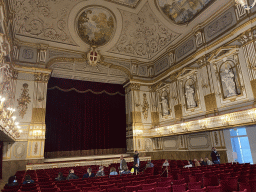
[105,0,141,8]
[157,0,214,24]
[77,7,116,46]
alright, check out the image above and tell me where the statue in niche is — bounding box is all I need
[159,96,169,116]
[221,69,237,98]
[185,85,196,108]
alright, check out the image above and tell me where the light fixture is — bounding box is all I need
[235,0,256,10]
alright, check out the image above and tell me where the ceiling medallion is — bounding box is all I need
[77,6,116,46]
[86,46,101,67]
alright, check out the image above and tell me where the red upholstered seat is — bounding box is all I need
[171,178,185,185]
[107,187,124,192]
[83,186,100,192]
[186,189,206,192]
[2,189,21,192]
[188,182,202,190]
[126,184,142,192]
[172,183,186,192]
[157,181,170,187]
[155,186,171,192]
[100,184,115,190]
[62,189,81,192]
[219,177,238,191]
[142,182,157,190]
[206,185,221,192]
[41,188,59,192]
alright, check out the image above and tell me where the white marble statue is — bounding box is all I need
[159,96,169,116]
[221,69,237,97]
[185,85,196,108]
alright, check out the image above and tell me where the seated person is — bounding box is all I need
[23,175,34,184]
[162,159,169,168]
[205,157,213,165]
[194,159,201,167]
[5,176,19,187]
[145,160,154,169]
[200,157,206,166]
[83,167,95,178]
[184,160,193,168]
[109,167,118,176]
[121,165,131,174]
[66,169,79,180]
[95,166,105,177]
[55,172,66,181]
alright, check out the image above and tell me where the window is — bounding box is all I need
[230,128,253,164]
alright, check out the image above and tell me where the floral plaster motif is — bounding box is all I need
[109,3,180,59]
[10,0,84,45]
[17,83,31,119]
[142,93,149,119]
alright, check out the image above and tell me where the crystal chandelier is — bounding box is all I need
[235,0,256,10]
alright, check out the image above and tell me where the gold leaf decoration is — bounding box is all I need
[142,93,149,120]
[17,83,31,119]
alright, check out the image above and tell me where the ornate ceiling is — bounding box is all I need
[9,0,229,60]
[6,0,233,84]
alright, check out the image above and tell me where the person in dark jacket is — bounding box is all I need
[5,176,19,187]
[133,151,140,167]
[211,147,220,164]
[22,175,34,184]
[200,157,206,166]
[55,172,66,181]
[66,169,79,180]
[83,167,95,178]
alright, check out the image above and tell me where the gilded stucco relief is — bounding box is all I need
[17,83,31,119]
[10,0,84,45]
[109,3,180,59]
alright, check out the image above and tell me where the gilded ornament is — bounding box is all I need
[142,93,149,120]
[17,83,31,119]
[34,142,38,155]
[214,132,219,146]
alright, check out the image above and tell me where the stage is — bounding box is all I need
[26,154,151,170]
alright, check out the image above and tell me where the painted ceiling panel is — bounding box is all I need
[157,0,214,24]
[105,0,141,8]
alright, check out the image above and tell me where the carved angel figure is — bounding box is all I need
[185,85,196,108]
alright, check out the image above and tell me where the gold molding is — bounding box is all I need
[151,112,159,127]
[204,93,217,113]
[250,79,256,99]
[31,108,46,123]
[174,104,182,120]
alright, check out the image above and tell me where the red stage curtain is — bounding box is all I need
[45,77,126,157]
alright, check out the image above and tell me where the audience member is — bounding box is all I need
[95,166,105,177]
[200,157,206,166]
[133,150,140,167]
[66,169,79,180]
[122,165,131,174]
[55,172,66,181]
[22,175,34,184]
[83,167,95,178]
[145,160,154,169]
[134,163,139,174]
[109,167,118,176]
[120,155,127,170]
[211,147,220,164]
[162,159,169,167]
[184,160,193,168]
[5,176,18,187]
[194,159,201,167]
[205,157,213,165]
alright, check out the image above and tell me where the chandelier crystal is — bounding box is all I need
[236,0,256,10]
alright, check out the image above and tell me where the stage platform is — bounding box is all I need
[26,154,151,170]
